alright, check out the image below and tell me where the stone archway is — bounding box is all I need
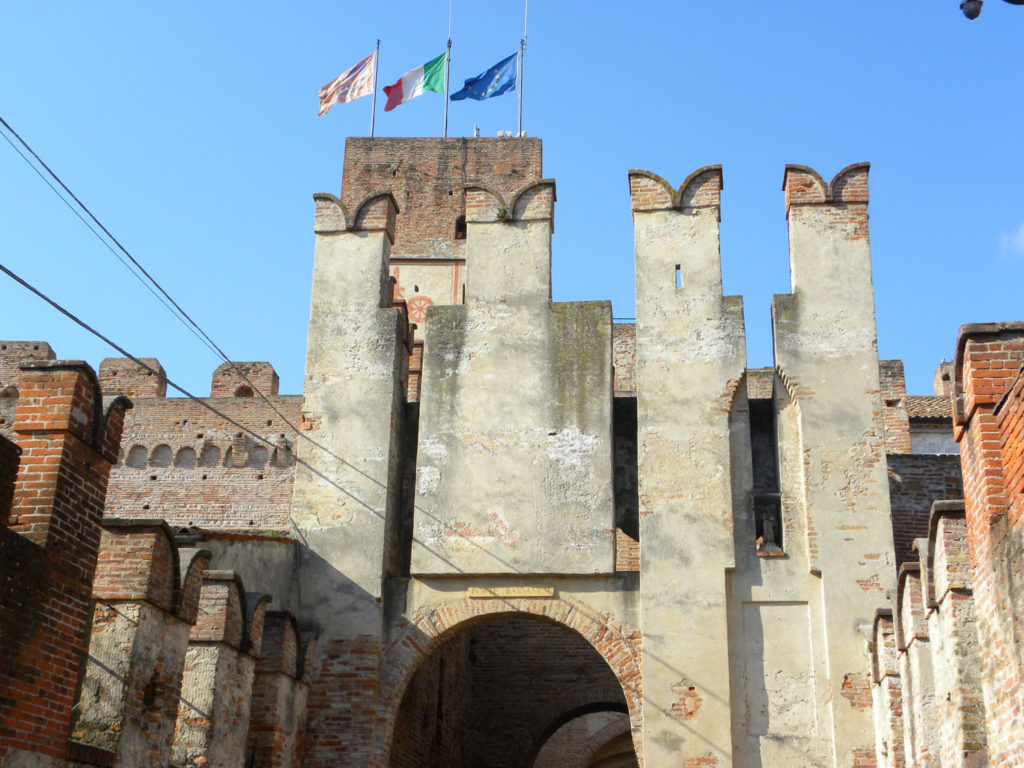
[533,711,633,768]
[376,596,642,767]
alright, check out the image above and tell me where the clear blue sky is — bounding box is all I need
[2,3,1022,397]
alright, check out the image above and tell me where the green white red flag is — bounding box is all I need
[318,52,376,116]
[383,53,445,112]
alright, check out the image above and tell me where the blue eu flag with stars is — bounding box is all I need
[450,53,517,101]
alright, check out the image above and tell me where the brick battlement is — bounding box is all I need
[628,165,723,212]
[6,138,1024,768]
[107,394,300,529]
[0,341,54,397]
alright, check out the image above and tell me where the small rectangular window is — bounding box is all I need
[675,264,682,290]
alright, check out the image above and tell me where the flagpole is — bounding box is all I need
[370,39,380,137]
[518,0,527,136]
[444,0,452,137]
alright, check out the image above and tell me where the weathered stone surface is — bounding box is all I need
[11,138,1024,768]
[631,166,746,767]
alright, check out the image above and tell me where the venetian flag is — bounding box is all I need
[318,52,376,116]
[383,53,445,112]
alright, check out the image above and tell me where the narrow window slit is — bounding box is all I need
[749,398,784,557]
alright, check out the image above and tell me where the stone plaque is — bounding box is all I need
[467,586,555,599]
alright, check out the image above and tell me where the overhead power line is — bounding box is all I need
[0,118,216,354]
[0,259,523,574]
[0,259,378,515]
[0,113,430,518]
[0,112,318,460]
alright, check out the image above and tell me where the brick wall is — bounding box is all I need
[896,566,938,768]
[887,454,963,566]
[0,341,55,395]
[341,137,542,261]
[880,360,912,454]
[378,597,642,767]
[247,612,309,768]
[72,522,197,766]
[0,361,129,765]
[0,433,19,527]
[612,323,636,396]
[533,711,631,767]
[106,394,300,529]
[210,361,280,398]
[870,614,905,768]
[303,636,380,768]
[998,367,1024,526]
[388,615,632,768]
[389,632,470,768]
[953,324,1024,768]
[614,397,639,571]
[99,356,167,398]
[466,616,632,767]
[926,508,987,768]
[172,572,264,768]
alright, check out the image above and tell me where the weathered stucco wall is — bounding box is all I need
[411,182,616,575]
[765,164,897,768]
[291,193,407,635]
[631,166,746,767]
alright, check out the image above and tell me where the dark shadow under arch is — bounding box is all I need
[526,701,630,768]
[382,604,640,768]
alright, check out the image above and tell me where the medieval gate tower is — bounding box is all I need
[290,137,894,767]
[17,135,1010,768]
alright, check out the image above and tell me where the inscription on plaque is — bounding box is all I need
[467,586,555,599]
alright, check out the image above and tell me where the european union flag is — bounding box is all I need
[450,53,517,101]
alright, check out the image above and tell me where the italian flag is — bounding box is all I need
[383,53,445,112]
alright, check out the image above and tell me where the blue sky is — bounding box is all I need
[2,2,1022,397]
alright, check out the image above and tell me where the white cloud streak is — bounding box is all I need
[999,221,1024,255]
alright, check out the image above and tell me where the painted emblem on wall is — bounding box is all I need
[406,295,435,324]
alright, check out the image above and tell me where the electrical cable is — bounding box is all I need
[0,115,225,354]
[0,259,523,574]
[0,112,326,461]
[1,113,427,520]
[0,259,386,516]
[0,124,218,356]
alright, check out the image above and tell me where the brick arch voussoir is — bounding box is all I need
[375,595,643,768]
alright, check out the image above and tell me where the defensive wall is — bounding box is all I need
[2,136,1022,768]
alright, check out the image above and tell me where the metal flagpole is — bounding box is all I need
[518,0,527,136]
[370,39,380,137]
[444,0,452,137]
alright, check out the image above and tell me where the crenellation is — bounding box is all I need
[99,356,167,398]
[3,136,1024,768]
[210,361,280,398]
[0,340,55,397]
[633,163,744,767]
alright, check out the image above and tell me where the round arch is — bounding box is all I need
[533,710,633,768]
[580,717,634,767]
[525,695,629,768]
[376,595,642,766]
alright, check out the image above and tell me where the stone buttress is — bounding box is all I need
[290,189,408,765]
[630,166,745,767]
[410,179,616,575]
[766,164,896,767]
